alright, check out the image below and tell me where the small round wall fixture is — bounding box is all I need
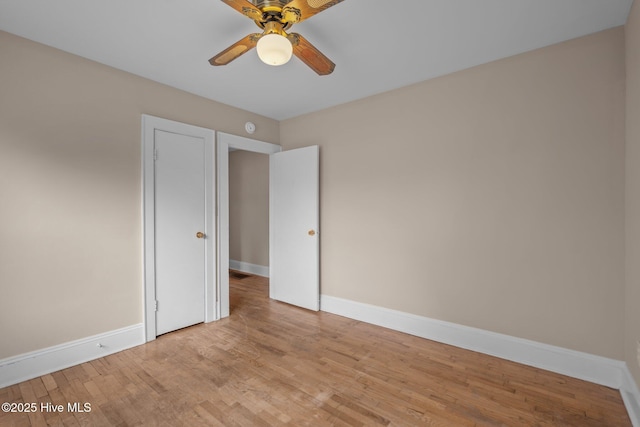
[245,121,256,134]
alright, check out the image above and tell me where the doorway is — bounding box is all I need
[228,149,270,278]
[217,132,320,316]
[217,133,281,317]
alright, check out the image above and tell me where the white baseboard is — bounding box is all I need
[0,323,145,389]
[230,260,269,277]
[321,295,639,427]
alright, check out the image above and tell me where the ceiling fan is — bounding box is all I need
[209,0,345,75]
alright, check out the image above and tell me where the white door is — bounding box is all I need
[154,130,206,335]
[270,145,320,311]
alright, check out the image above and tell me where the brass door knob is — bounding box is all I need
[196,232,205,239]
[308,230,316,236]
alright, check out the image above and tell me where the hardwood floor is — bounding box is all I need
[0,272,632,426]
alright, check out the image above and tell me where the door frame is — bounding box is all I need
[142,115,216,341]
[217,132,281,318]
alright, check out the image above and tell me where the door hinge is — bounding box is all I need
[153,149,158,161]
[154,300,158,312]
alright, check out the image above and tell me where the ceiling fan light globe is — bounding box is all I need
[256,34,293,66]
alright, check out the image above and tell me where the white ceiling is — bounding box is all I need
[0,0,633,120]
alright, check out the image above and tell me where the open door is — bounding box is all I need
[270,146,320,311]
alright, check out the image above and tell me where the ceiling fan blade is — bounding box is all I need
[209,34,261,66]
[220,0,263,21]
[281,0,345,24]
[287,33,335,75]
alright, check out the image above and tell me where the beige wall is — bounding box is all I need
[229,150,270,267]
[626,0,640,386]
[0,31,279,359]
[281,28,626,359]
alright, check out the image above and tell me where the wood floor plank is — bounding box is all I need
[0,271,633,426]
